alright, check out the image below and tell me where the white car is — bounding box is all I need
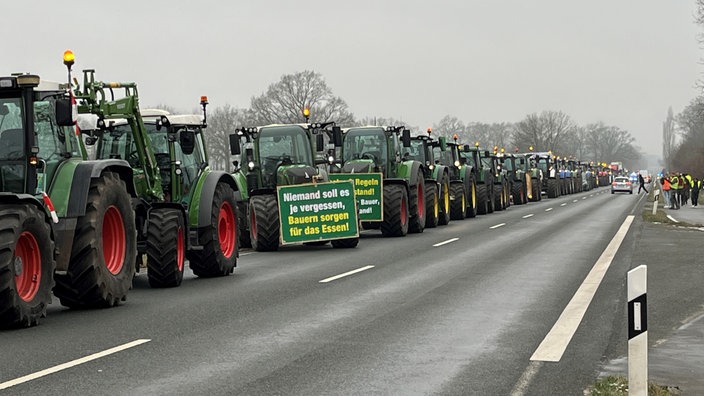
[611,176,633,194]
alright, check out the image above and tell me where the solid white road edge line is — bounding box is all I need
[0,339,152,390]
[432,238,459,247]
[510,361,543,396]
[666,215,679,223]
[319,265,375,283]
[545,208,553,212]
[490,223,506,229]
[522,214,534,219]
[530,215,635,362]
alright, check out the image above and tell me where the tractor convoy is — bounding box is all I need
[0,51,618,329]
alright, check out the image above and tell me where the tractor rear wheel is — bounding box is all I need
[450,183,466,220]
[54,172,136,308]
[0,204,54,329]
[408,172,426,234]
[512,181,525,205]
[476,184,488,215]
[494,185,505,211]
[331,238,359,248]
[188,183,238,277]
[250,194,280,251]
[381,184,409,237]
[424,182,439,228]
[146,208,185,288]
[237,200,251,248]
[466,179,478,218]
[547,179,560,198]
[438,174,451,225]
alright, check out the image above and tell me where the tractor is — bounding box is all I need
[0,51,137,328]
[459,144,495,215]
[338,126,426,236]
[230,122,358,251]
[439,135,478,219]
[77,71,238,288]
[485,148,511,211]
[529,152,561,198]
[405,132,449,228]
[502,152,531,205]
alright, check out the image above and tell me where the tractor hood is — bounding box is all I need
[341,160,374,174]
[277,164,319,185]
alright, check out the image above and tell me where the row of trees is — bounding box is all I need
[191,70,641,171]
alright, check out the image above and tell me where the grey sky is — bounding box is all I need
[7,1,701,156]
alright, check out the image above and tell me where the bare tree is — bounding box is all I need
[672,97,704,174]
[512,110,576,153]
[662,106,677,171]
[432,115,466,138]
[249,70,354,126]
[204,104,252,171]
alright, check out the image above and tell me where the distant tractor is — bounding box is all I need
[406,132,450,228]
[459,144,495,214]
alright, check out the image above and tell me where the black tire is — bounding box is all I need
[494,185,505,211]
[331,238,359,248]
[250,194,280,251]
[188,183,239,277]
[361,222,381,230]
[237,200,251,249]
[408,172,426,234]
[54,171,136,308]
[512,181,525,205]
[530,178,541,202]
[547,179,560,198]
[303,241,329,246]
[438,174,451,225]
[487,179,496,213]
[477,183,488,215]
[0,204,54,329]
[381,184,409,237]
[450,183,466,220]
[424,182,439,228]
[466,178,478,218]
[146,208,185,288]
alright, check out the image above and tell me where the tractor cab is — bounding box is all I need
[341,126,409,176]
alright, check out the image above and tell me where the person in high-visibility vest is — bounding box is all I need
[661,176,671,208]
[692,178,701,207]
[683,173,693,206]
[669,174,680,209]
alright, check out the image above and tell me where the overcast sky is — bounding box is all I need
[6,1,701,156]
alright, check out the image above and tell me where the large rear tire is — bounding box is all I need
[381,184,409,237]
[146,208,185,288]
[250,194,280,251]
[237,200,251,249]
[476,184,488,215]
[408,172,426,234]
[438,174,451,225]
[450,183,466,220]
[0,204,54,329]
[331,238,359,248]
[466,179,478,218]
[547,179,560,198]
[512,181,525,205]
[54,172,136,308]
[188,183,238,277]
[424,182,439,228]
[494,184,505,211]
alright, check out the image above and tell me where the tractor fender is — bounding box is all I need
[232,171,249,201]
[0,193,54,228]
[66,159,136,218]
[407,161,423,186]
[195,171,238,232]
[384,178,409,194]
[434,165,449,185]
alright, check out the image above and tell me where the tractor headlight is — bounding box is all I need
[328,155,335,164]
[248,161,255,170]
[175,169,182,175]
[454,160,460,167]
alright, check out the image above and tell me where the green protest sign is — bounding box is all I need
[277,181,359,244]
[328,173,383,221]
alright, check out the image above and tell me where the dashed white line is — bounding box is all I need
[0,339,151,390]
[560,203,567,207]
[433,238,459,247]
[545,208,553,212]
[530,215,635,362]
[319,265,375,283]
[582,196,587,200]
[572,199,578,203]
[240,252,254,256]
[490,223,506,229]
[522,214,534,219]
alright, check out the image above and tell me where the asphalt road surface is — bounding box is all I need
[0,187,657,395]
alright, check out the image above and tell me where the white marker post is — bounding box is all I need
[628,265,648,396]
[652,190,659,215]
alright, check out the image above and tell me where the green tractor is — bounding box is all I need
[0,52,137,328]
[528,151,561,198]
[438,135,478,219]
[230,122,358,251]
[77,71,238,288]
[338,126,426,236]
[459,144,495,215]
[405,131,451,227]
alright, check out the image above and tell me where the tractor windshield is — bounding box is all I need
[257,125,313,166]
[432,145,452,166]
[404,139,427,163]
[0,97,25,193]
[343,128,387,165]
[503,157,515,171]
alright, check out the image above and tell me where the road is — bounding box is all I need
[1,187,649,395]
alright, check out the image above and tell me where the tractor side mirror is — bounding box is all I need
[316,133,324,152]
[229,134,241,155]
[55,98,74,126]
[179,130,196,155]
[332,126,343,147]
[463,144,470,152]
[438,136,447,151]
[401,129,411,148]
[519,158,525,165]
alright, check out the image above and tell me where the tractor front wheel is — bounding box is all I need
[381,184,409,237]
[450,183,466,220]
[424,182,439,228]
[0,204,54,329]
[408,172,426,234]
[250,194,280,251]
[146,208,185,288]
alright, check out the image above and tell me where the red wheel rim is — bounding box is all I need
[417,183,424,218]
[177,226,185,271]
[401,195,408,225]
[218,201,236,258]
[14,231,41,302]
[102,205,125,275]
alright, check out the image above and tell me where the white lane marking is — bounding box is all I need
[522,214,534,219]
[510,361,543,396]
[582,197,587,200]
[560,203,567,207]
[530,215,634,362]
[0,339,151,390]
[319,265,375,283]
[589,194,594,197]
[240,252,254,256]
[573,199,578,203]
[433,238,459,247]
[667,215,679,223]
[490,223,506,229]
[545,208,553,212]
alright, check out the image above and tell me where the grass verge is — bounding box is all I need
[588,375,680,395]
